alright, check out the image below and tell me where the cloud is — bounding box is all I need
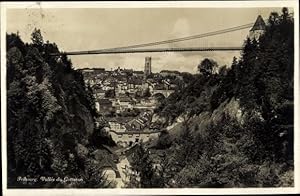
[171,18,191,38]
[138,52,200,73]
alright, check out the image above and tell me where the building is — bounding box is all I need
[94,88,106,99]
[109,121,127,132]
[160,70,180,77]
[249,15,266,41]
[144,57,152,78]
[95,99,113,112]
[118,96,133,110]
[109,130,161,147]
[140,98,156,106]
[128,119,145,131]
[133,70,144,77]
[128,78,143,90]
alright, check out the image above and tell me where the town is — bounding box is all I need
[80,57,183,147]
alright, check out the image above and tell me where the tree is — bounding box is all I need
[156,131,172,149]
[269,12,280,25]
[197,58,218,76]
[89,127,116,147]
[282,7,289,17]
[7,29,110,188]
[149,8,294,188]
[31,28,44,46]
[218,65,228,76]
[129,144,163,188]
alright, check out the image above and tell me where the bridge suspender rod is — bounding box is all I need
[51,20,265,56]
[89,23,254,52]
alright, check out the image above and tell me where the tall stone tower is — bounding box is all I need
[249,15,266,41]
[144,56,152,78]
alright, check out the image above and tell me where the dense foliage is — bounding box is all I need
[126,144,163,188]
[7,29,113,188]
[135,8,294,187]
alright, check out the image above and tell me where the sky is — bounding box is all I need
[6,7,285,73]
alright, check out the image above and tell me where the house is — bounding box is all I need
[128,78,143,89]
[113,104,121,114]
[160,70,180,77]
[126,111,152,131]
[123,68,133,76]
[128,119,145,131]
[116,82,129,95]
[153,83,165,90]
[109,130,161,148]
[133,70,144,77]
[91,149,122,187]
[109,121,127,132]
[118,96,133,110]
[88,78,96,86]
[108,117,133,131]
[94,89,106,98]
[140,98,154,106]
[102,85,114,91]
[95,99,113,112]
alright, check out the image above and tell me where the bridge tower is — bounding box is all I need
[144,56,152,78]
[249,15,266,41]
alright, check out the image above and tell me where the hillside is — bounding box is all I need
[129,8,294,188]
[6,30,114,188]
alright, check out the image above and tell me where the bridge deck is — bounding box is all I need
[51,47,243,56]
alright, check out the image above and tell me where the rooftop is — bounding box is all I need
[128,78,143,85]
[97,99,112,105]
[133,71,144,74]
[92,149,118,170]
[118,96,132,103]
[108,116,134,124]
[250,15,266,31]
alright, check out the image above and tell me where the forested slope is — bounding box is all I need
[131,8,294,188]
[6,29,112,188]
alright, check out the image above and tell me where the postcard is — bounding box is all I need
[1,1,299,195]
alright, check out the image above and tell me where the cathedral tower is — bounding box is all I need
[144,56,152,78]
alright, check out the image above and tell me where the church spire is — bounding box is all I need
[251,15,266,31]
[249,15,266,41]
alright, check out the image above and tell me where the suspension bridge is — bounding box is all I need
[50,16,266,56]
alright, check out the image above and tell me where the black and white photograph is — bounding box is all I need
[1,1,299,195]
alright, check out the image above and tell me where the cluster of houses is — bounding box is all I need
[79,66,182,148]
[106,111,161,147]
[80,66,177,115]
[94,95,158,115]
